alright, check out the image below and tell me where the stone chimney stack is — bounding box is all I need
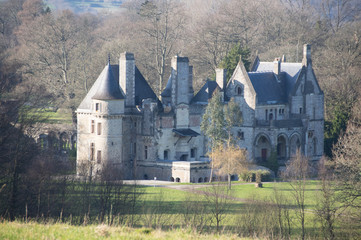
[302,44,311,66]
[281,55,286,62]
[171,56,190,105]
[119,52,135,107]
[216,68,226,102]
[216,68,227,90]
[273,58,281,75]
[188,66,194,102]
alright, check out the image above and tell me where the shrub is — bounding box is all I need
[238,169,272,182]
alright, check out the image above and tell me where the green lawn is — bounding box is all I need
[25,108,73,124]
[1,181,360,239]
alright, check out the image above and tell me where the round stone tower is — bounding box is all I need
[90,62,125,177]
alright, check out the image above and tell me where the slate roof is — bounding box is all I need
[78,64,159,111]
[191,80,219,104]
[134,66,159,106]
[248,61,302,105]
[161,75,172,97]
[172,128,200,137]
[92,63,125,100]
[248,72,287,104]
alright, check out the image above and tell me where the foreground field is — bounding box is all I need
[0,222,248,240]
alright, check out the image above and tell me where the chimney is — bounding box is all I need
[188,66,194,102]
[216,68,226,90]
[302,44,311,66]
[273,58,281,75]
[119,52,135,107]
[281,55,286,62]
[171,56,190,105]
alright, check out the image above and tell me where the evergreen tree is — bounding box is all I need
[219,43,251,82]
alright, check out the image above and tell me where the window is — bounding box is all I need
[144,146,148,159]
[95,103,100,112]
[191,148,197,158]
[238,131,244,140]
[279,109,284,115]
[265,109,268,120]
[237,86,242,95]
[90,143,95,161]
[97,123,102,135]
[97,150,101,164]
[91,120,95,133]
[299,107,303,114]
[164,150,169,160]
[269,113,273,120]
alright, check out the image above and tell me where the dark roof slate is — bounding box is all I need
[134,66,159,105]
[248,72,287,104]
[92,63,124,100]
[248,62,302,105]
[172,128,200,137]
[191,80,219,103]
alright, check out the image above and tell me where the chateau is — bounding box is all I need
[76,44,324,182]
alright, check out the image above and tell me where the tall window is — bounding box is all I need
[97,123,102,135]
[191,148,197,158]
[97,150,101,164]
[91,120,95,133]
[299,107,303,114]
[237,86,242,95]
[265,109,268,120]
[238,131,244,140]
[164,150,169,160]
[90,143,95,161]
[144,146,148,159]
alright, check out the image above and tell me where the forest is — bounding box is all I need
[0,0,361,239]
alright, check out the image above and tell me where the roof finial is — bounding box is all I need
[108,53,111,65]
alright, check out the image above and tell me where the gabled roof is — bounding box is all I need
[92,63,125,100]
[191,80,219,104]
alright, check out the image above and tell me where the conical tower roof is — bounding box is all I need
[92,63,124,100]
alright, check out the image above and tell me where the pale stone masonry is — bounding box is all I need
[76,44,324,182]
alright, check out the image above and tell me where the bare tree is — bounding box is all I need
[283,150,310,240]
[203,183,231,232]
[314,156,339,240]
[137,0,186,95]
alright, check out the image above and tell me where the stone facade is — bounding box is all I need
[76,44,324,182]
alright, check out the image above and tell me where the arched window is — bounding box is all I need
[237,86,243,95]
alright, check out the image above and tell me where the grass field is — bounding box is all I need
[0,222,249,240]
[1,181,359,239]
[26,108,73,124]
